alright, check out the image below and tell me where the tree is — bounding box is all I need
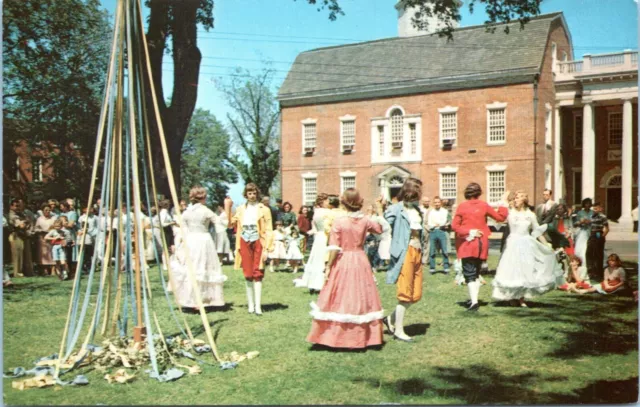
[217,69,280,197]
[143,0,541,198]
[180,108,238,207]
[3,0,111,201]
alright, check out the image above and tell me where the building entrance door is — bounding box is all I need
[606,175,622,221]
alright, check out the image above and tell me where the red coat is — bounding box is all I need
[451,199,508,260]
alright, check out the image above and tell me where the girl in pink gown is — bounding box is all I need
[307,188,384,349]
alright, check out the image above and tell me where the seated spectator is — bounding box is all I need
[576,253,626,295]
[558,255,590,291]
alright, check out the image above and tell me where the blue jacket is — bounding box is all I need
[384,202,422,284]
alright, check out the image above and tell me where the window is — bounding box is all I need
[302,175,317,206]
[302,119,317,152]
[340,118,356,151]
[390,109,403,146]
[551,42,557,72]
[31,157,43,182]
[340,172,356,192]
[545,164,552,190]
[487,103,507,144]
[574,114,583,148]
[378,125,385,156]
[545,107,552,147]
[439,172,457,200]
[439,107,458,147]
[609,112,622,146]
[487,170,505,204]
[409,123,417,154]
[371,106,421,164]
[573,170,582,205]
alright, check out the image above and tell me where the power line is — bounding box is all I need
[161,68,562,91]
[194,32,635,51]
[195,29,634,51]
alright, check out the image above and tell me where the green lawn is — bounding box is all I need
[3,256,638,405]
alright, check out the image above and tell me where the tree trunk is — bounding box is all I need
[145,0,201,200]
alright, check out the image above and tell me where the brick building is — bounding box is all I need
[277,9,638,230]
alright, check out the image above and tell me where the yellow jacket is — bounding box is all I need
[231,202,274,270]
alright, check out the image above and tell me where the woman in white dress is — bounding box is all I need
[492,191,563,307]
[294,193,329,292]
[572,198,593,266]
[214,206,234,264]
[376,201,391,267]
[171,187,227,310]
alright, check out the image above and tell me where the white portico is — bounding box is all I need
[555,49,638,231]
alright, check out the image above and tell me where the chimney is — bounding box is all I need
[396,0,461,37]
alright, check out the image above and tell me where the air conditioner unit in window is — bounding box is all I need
[442,139,454,150]
[304,146,315,155]
[391,141,403,150]
[342,144,354,153]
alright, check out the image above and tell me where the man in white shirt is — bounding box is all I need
[427,196,451,274]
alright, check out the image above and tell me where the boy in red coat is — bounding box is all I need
[452,183,509,311]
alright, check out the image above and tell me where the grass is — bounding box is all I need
[3,255,639,405]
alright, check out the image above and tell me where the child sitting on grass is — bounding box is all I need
[558,255,591,291]
[575,253,625,295]
[44,219,70,280]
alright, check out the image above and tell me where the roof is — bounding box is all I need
[278,12,567,106]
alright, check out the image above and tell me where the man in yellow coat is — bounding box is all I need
[225,183,273,315]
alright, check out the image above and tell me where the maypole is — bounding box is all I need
[6,0,257,390]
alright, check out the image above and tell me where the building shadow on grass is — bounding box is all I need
[353,364,638,404]
[3,281,63,301]
[492,294,638,359]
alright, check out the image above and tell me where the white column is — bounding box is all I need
[553,106,563,202]
[582,102,595,200]
[618,98,634,231]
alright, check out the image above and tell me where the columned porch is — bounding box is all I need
[554,50,638,231]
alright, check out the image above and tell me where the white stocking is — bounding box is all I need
[468,280,480,305]
[245,281,255,313]
[253,281,263,315]
[394,303,412,339]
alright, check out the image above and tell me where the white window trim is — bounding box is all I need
[545,163,552,190]
[486,168,507,205]
[486,102,507,146]
[485,164,507,172]
[438,106,459,148]
[438,168,458,200]
[340,171,357,192]
[339,114,356,153]
[545,104,553,148]
[438,166,459,174]
[551,42,557,72]
[301,118,317,155]
[385,105,406,117]
[301,172,318,207]
[32,157,43,182]
[370,112,422,165]
[607,111,623,149]
[573,111,583,149]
